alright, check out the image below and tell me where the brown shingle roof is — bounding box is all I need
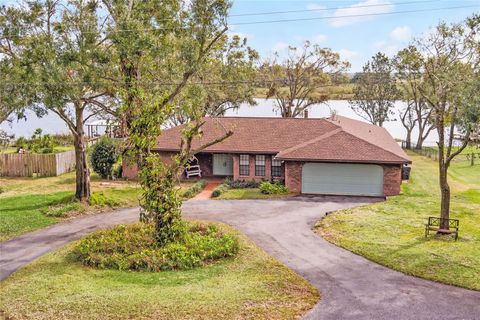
[154,116,411,164]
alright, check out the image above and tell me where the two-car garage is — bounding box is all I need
[301,163,384,197]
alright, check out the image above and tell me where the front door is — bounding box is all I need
[213,154,233,176]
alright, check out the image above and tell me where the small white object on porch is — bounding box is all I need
[185,156,202,179]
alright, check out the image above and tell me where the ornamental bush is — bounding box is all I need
[259,181,289,195]
[70,222,239,272]
[90,137,118,179]
[182,180,207,199]
[225,179,260,189]
[211,183,230,197]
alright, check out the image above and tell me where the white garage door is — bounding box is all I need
[302,163,384,196]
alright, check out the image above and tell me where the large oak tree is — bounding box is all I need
[1,0,116,202]
[263,41,349,118]
[349,52,399,127]
[394,46,434,149]
[416,15,479,229]
[103,0,237,244]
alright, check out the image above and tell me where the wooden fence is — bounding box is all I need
[0,150,76,177]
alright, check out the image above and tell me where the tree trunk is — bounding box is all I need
[416,126,424,150]
[436,114,449,231]
[439,163,451,231]
[74,107,90,203]
[405,129,412,149]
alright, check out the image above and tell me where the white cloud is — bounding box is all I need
[338,49,358,60]
[390,26,412,42]
[329,0,394,28]
[295,34,328,45]
[370,41,399,57]
[372,40,387,49]
[272,42,289,53]
[313,34,327,44]
[306,3,327,11]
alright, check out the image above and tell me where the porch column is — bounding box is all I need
[232,154,240,180]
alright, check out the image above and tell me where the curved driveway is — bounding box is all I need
[1,197,479,319]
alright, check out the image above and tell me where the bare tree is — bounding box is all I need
[263,41,349,118]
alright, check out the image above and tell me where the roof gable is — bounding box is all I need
[276,130,410,164]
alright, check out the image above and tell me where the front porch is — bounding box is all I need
[191,152,285,182]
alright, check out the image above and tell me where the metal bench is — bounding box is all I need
[425,217,459,241]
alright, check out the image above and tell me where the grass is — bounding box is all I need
[316,152,480,291]
[0,223,319,320]
[0,171,197,242]
[0,187,141,242]
[215,188,292,200]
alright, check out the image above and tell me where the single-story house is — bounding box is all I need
[123,115,411,197]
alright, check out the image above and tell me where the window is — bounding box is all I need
[255,155,266,176]
[239,155,249,176]
[272,157,282,177]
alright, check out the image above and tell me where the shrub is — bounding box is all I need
[212,183,230,198]
[15,136,28,149]
[89,191,121,207]
[226,179,260,189]
[70,222,239,272]
[259,181,289,195]
[182,180,207,199]
[90,137,119,179]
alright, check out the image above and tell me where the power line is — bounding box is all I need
[1,4,477,36]
[229,0,437,17]
[231,4,479,26]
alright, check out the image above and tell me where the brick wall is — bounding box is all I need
[285,161,303,193]
[121,151,176,180]
[383,164,402,196]
[232,154,283,182]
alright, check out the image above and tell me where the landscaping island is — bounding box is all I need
[0,222,319,319]
[316,153,480,291]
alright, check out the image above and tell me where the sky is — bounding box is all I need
[1,0,479,140]
[227,0,479,71]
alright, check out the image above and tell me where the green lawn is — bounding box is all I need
[0,224,319,320]
[215,188,292,200]
[0,171,200,242]
[316,152,480,290]
[0,187,141,242]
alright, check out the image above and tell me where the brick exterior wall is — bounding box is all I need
[285,161,303,193]
[382,164,402,196]
[122,151,177,180]
[122,150,403,197]
[232,154,284,182]
[122,152,220,180]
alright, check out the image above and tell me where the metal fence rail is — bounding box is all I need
[401,141,479,165]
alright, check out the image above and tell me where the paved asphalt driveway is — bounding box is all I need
[1,196,479,319]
